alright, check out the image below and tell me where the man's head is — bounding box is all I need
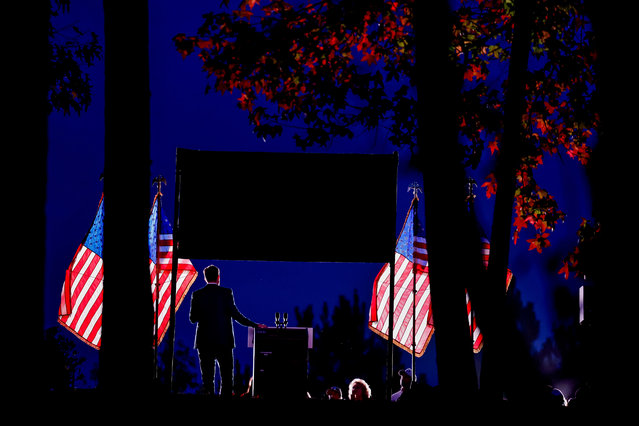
[326,386,342,400]
[399,368,412,388]
[204,265,220,285]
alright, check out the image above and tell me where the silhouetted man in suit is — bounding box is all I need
[190,265,266,397]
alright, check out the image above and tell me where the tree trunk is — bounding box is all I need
[100,0,154,393]
[8,1,49,394]
[415,2,478,402]
[584,0,634,409]
[476,0,546,404]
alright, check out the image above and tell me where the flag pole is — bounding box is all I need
[408,182,421,382]
[167,169,182,393]
[411,196,417,378]
[386,152,399,400]
[387,246,395,400]
[152,176,166,381]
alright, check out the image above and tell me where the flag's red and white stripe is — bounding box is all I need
[150,233,197,346]
[467,237,513,352]
[369,198,434,357]
[369,252,434,357]
[59,245,104,349]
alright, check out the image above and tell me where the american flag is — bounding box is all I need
[58,195,105,349]
[369,197,433,357]
[368,197,513,355]
[59,194,198,349]
[148,194,198,347]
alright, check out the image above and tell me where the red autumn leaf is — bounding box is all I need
[240,0,260,10]
[513,215,529,233]
[482,173,497,198]
[544,101,557,114]
[535,218,549,232]
[362,50,381,65]
[463,63,486,81]
[527,233,551,253]
[237,93,253,111]
[558,261,570,279]
[196,38,214,50]
[535,117,550,135]
[488,139,500,155]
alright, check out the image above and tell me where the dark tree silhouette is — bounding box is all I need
[48,0,103,115]
[10,0,50,394]
[415,2,480,402]
[12,0,102,394]
[99,0,154,393]
[581,0,634,408]
[44,326,88,390]
[295,290,389,399]
[157,340,199,394]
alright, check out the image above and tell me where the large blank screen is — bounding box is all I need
[175,149,397,263]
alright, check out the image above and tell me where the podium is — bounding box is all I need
[248,327,313,399]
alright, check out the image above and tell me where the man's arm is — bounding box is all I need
[228,290,266,328]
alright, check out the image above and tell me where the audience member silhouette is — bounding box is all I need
[391,368,413,402]
[189,265,267,397]
[568,384,593,408]
[325,386,343,400]
[348,378,372,400]
[543,385,567,406]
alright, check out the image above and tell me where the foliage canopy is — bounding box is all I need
[48,0,103,115]
[173,0,599,278]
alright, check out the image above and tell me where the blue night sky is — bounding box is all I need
[45,1,594,395]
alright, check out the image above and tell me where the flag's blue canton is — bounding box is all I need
[160,209,173,235]
[395,207,414,261]
[149,200,159,264]
[149,198,175,264]
[84,200,104,256]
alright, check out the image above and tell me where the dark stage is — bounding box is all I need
[37,389,592,424]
